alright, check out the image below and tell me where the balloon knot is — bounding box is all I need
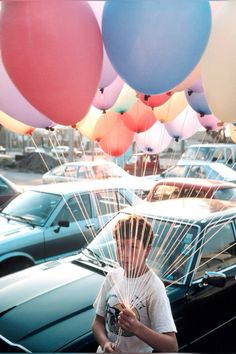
[199,112,205,117]
[120,111,125,115]
[71,124,76,129]
[102,109,106,114]
[187,89,193,96]
[144,94,150,101]
[147,147,153,152]
[174,137,179,142]
[100,87,104,94]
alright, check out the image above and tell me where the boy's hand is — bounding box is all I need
[118,308,140,334]
[103,341,116,352]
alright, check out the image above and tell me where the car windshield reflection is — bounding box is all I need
[87,212,199,285]
[2,191,62,226]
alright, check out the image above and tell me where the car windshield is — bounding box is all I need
[87,212,199,285]
[2,190,62,226]
[92,164,128,179]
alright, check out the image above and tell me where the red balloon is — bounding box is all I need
[98,112,134,157]
[138,91,173,109]
[122,99,156,133]
[0,1,103,125]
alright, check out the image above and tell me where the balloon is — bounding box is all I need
[187,79,204,94]
[154,92,188,123]
[185,90,211,116]
[112,84,137,113]
[0,1,103,126]
[102,0,211,94]
[135,121,172,154]
[93,76,124,111]
[197,113,225,132]
[98,113,134,156]
[165,106,202,141]
[138,92,172,109]
[122,99,156,133]
[76,106,102,141]
[0,111,34,135]
[201,1,236,123]
[88,1,117,88]
[229,124,236,144]
[0,57,54,128]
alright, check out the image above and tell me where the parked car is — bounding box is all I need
[150,161,236,183]
[0,145,6,154]
[0,179,142,277]
[0,198,235,352]
[0,175,23,207]
[51,145,82,158]
[124,152,161,176]
[42,160,156,199]
[180,143,236,170]
[146,177,236,202]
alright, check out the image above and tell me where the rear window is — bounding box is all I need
[213,188,236,201]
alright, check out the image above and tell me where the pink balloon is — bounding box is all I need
[197,113,225,132]
[165,106,202,141]
[187,79,204,94]
[93,76,124,111]
[122,99,156,133]
[89,1,117,88]
[172,62,201,92]
[0,1,103,126]
[98,113,134,156]
[0,57,54,128]
[137,91,173,109]
[135,121,172,154]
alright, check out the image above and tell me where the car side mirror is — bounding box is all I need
[54,220,70,233]
[203,272,226,288]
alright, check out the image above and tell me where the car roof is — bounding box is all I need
[27,178,153,195]
[186,143,236,148]
[153,177,236,189]
[121,198,236,223]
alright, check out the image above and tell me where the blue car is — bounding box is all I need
[0,198,235,352]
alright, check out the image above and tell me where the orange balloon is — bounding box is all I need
[0,111,34,135]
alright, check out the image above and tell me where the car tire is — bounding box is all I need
[0,258,34,277]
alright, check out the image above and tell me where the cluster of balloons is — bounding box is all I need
[0,0,235,156]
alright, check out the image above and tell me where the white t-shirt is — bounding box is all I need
[93,267,176,353]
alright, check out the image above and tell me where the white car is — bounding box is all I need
[42,160,156,198]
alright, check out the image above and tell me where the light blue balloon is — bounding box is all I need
[102,0,211,95]
[185,90,211,116]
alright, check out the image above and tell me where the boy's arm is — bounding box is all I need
[118,309,178,352]
[92,314,116,353]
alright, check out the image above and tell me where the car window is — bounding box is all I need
[64,166,77,178]
[150,185,181,201]
[78,166,94,179]
[213,188,236,201]
[164,166,186,178]
[212,148,225,163]
[188,166,206,178]
[194,222,236,279]
[51,165,65,176]
[92,190,132,215]
[55,194,92,223]
[0,180,11,196]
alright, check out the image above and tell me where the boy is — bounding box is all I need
[92,215,178,353]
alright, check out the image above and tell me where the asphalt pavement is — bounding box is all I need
[0,167,43,186]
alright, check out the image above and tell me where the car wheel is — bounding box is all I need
[0,258,34,277]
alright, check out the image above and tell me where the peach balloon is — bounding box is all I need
[201,1,236,123]
[122,99,156,133]
[229,124,236,144]
[0,111,34,135]
[154,91,188,123]
[98,113,134,157]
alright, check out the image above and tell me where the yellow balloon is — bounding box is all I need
[229,124,236,144]
[201,1,236,123]
[76,106,101,140]
[154,91,188,123]
[0,111,34,135]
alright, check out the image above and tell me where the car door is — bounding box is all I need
[44,193,95,259]
[181,220,236,351]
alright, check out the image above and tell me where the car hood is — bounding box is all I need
[0,216,37,241]
[0,260,105,352]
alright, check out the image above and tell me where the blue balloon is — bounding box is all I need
[185,90,211,116]
[102,0,211,95]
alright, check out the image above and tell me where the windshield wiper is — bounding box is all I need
[79,248,108,267]
[6,215,35,227]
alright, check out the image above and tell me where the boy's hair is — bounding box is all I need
[113,215,154,249]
